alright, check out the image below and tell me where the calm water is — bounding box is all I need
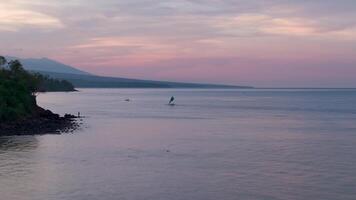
[1,89,356,200]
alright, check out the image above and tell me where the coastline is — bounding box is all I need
[0,106,79,136]
[0,57,79,136]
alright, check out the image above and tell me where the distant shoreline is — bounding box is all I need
[255,88,356,90]
[72,87,355,90]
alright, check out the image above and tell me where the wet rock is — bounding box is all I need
[0,106,79,136]
[64,114,77,119]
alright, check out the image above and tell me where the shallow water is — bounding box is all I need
[1,89,356,200]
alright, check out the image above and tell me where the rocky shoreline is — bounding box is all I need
[0,106,80,136]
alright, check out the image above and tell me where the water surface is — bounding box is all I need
[1,89,356,200]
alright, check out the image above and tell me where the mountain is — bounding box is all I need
[4,56,252,88]
[5,56,90,75]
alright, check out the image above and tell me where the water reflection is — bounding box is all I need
[0,136,39,152]
[0,136,38,177]
[1,89,356,200]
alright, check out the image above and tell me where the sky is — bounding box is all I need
[0,0,356,87]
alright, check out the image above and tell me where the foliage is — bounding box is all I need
[0,56,6,66]
[35,73,75,92]
[0,58,75,121]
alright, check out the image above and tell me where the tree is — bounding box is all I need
[0,55,76,121]
[0,56,6,67]
[8,60,25,73]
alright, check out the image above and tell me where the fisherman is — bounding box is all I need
[169,96,175,105]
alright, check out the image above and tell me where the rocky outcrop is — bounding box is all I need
[0,106,79,136]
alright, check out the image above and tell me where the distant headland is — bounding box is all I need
[5,56,253,89]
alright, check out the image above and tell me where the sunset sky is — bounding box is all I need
[1,0,355,87]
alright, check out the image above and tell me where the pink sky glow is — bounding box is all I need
[1,0,356,87]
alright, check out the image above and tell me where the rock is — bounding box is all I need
[0,106,79,136]
[64,114,77,119]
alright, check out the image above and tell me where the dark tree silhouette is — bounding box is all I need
[0,56,6,67]
[0,57,75,121]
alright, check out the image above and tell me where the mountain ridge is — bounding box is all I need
[4,56,252,88]
[34,70,250,88]
[5,56,90,75]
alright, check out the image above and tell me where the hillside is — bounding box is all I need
[36,71,250,88]
[5,56,89,75]
[6,56,252,89]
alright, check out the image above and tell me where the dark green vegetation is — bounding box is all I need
[0,58,39,121]
[0,56,75,122]
[36,74,76,92]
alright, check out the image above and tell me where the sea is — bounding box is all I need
[1,89,356,200]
